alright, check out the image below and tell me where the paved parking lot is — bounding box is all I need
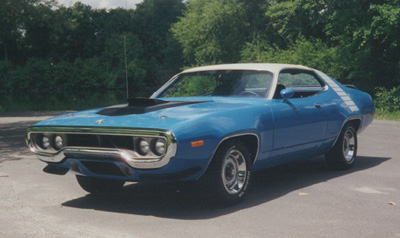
[1,113,399,238]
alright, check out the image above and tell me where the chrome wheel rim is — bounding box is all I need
[343,129,356,162]
[222,149,247,195]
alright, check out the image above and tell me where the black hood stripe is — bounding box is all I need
[97,98,208,116]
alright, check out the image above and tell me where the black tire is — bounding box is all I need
[202,140,251,205]
[325,123,358,170]
[76,175,125,194]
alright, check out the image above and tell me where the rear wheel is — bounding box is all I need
[203,140,251,205]
[326,123,357,170]
[76,175,125,194]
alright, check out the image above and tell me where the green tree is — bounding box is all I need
[23,1,57,59]
[101,33,146,91]
[266,0,327,45]
[0,0,40,62]
[134,0,185,83]
[241,37,344,81]
[48,2,99,60]
[172,0,250,65]
[239,0,400,92]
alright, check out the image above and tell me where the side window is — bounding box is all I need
[279,72,321,87]
[274,69,324,99]
[243,73,273,97]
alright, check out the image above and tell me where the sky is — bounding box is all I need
[57,0,143,9]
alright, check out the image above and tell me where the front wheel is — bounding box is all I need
[203,140,251,205]
[325,123,358,170]
[76,175,125,194]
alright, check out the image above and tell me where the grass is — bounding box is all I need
[374,109,400,121]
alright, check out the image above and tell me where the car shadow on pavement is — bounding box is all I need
[62,155,390,219]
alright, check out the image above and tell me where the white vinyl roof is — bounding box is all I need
[182,63,313,74]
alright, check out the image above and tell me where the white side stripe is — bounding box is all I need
[316,71,360,112]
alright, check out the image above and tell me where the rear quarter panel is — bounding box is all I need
[315,70,374,135]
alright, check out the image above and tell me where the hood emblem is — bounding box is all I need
[95,119,105,125]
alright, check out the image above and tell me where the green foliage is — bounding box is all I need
[241,37,346,82]
[7,58,55,91]
[2,0,400,117]
[374,110,400,121]
[374,86,400,113]
[101,33,146,89]
[0,0,45,62]
[0,0,184,94]
[0,60,12,91]
[173,0,400,94]
[266,0,326,43]
[0,90,127,111]
[172,0,249,65]
[133,0,185,85]
[134,0,184,62]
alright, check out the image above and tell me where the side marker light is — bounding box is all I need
[191,140,204,147]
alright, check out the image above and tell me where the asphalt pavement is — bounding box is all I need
[0,113,399,238]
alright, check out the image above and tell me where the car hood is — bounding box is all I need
[33,97,268,132]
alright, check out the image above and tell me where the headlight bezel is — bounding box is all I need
[32,133,68,151]
[136,137,168,157]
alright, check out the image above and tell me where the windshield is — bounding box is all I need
[158,70,273,98]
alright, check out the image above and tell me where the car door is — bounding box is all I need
[270,69,330,159]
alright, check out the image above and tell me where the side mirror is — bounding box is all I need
[280,88,294,100]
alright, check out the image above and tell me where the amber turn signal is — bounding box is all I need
[191,140,204,147]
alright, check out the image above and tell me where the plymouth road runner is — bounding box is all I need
[26,63,374,204]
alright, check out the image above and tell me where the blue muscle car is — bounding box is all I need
[26,63,375,204]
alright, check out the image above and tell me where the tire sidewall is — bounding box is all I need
[206,140,251,204]
[342,126,357,165]
[326,123,358,169]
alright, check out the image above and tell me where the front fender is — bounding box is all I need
[171,104,273,168]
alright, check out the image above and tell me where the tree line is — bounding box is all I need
[1,0,399,101]
[0,0,185,96]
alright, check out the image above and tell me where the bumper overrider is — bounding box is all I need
[26,126,177,170]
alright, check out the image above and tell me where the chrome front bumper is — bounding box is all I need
[26,126,177,169]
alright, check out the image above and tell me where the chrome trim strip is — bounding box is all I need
[27,126,177,169]
[26,126,174,137]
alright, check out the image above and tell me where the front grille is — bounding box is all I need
[27,127,177,169]
[67,134,134,150]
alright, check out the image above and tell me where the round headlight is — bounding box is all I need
[138,139,150,155]
[153,139,166,156]
[54,135,64,150]
[41,136,50,149]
